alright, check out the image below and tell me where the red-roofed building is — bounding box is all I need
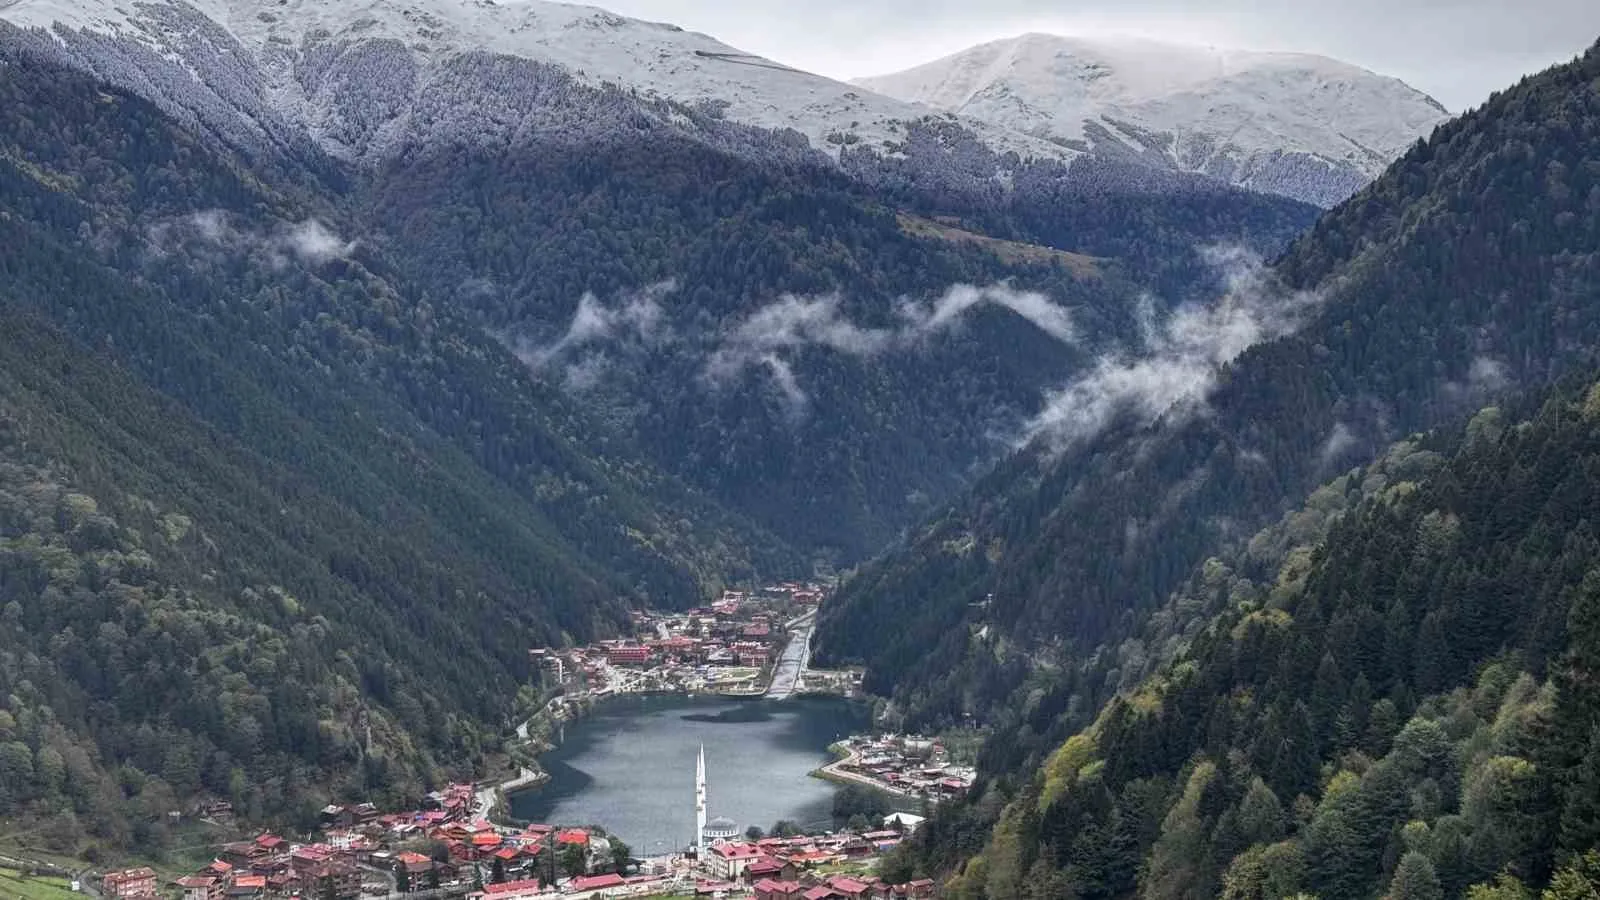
[204,860,233,879]
[570,872,626,892]
[306,861,362,900]
[733,642,771,666]
[254,833,286,852]
[824,875,872,899]
[755,879,807,900]
[788,849,839,867]
[102,867,158,899]
[745,851,800,877]
[395,850,436,881]
[227,874,266,898]
[556,828,590,846]
[290,845,333,874]
[706,840,764,881]
[605,645,651,666]
[175,875,221,900]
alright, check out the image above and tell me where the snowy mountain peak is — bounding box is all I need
[0,0,1067,166]
[0,2,1447,206]
[856,32,1452,205]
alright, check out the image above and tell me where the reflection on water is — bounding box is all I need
[509,694,870,852]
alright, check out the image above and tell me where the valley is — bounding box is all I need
[0,1,1596,899]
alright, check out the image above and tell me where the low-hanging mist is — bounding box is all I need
[1021,246,1324,450]
[520,282,1082,417]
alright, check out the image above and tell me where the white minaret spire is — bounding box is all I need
[695,743,707,857]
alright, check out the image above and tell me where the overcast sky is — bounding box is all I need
[589,0,1600,112]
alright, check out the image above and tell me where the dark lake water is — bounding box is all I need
[508,694,871,853]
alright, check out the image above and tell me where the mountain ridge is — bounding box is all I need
[1,0,1445,206]
[857,31,1452,207]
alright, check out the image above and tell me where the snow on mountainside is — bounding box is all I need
[0,2,1443,204]
[0,0,1070,165]
[857,33,1452,206]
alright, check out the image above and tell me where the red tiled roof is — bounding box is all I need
[492,847,521,860]
[471,832,503,846]
[556,828,590,845]
[396,851,432,865]
[570,873,625,891]
[711,842,763,860]
[748,857,785,873]
[483,878,544,895]
[233,875,267,888]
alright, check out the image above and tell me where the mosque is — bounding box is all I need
[694,744,739,854]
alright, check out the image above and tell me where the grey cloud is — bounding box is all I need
[760,353,810,420]
[897,284,1077,344]
[707,294,895,383]
[522,281,675,368]
[1318,423,1359,469]
[1020,246,1320,449]
[283,219,357,264]
[706,284,1078,412]
[151,211,358,265]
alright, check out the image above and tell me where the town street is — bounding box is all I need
[764,610,816,700]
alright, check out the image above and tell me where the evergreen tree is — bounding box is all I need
[1388,852,1444,900]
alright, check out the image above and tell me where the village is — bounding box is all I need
[814,736,977,805]
[87,582,971,900]
[527,582,859,704]
[95,780,939,900]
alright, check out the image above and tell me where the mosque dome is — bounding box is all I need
[703,816,739,840]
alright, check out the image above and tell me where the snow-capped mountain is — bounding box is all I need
[857,33,1453,206]
[0,1,1444,206]
[0,0,1067,165]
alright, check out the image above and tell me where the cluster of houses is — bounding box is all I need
[534,584,832,696]
[136,783,639,900]
[831,736,975,800]
[751,873,936,900]
[680,812,930,899]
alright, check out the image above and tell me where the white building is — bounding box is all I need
[706,840,763,881]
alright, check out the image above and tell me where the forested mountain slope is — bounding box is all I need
[816,38,1600,727]
[0,7,1323,563]
[896,375,1600,900]
[364,114,1317,560]
[0,52,801,852]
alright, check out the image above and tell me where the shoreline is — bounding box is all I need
[809,743,925,799]
[500,692,873,812]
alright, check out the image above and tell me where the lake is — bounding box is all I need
[508,694,872,853]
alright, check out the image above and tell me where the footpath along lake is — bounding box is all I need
[508,694,874,853]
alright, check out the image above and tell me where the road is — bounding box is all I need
[764,611,816,700]
[815,744,923,798]
[474,783,498,821]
